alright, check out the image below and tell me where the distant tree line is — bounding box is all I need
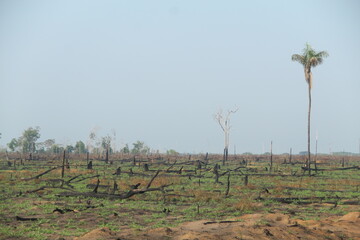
[5,126,156,155]
[8,127,41,153]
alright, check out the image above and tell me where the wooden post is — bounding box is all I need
[244,175,248,186]
[223,148,228,166]
[225,172,231,196]
[315,137,318,172]
[270,141,273,172]
[86,152,89,165]
[66,153,70,169]
[144,163,149,171]
[115,167,121,175]
[197,160,202,170]
[111,181,118,194]
[214,164,219,183]
[105,149,109,164]
[204,152,209,167]
[223,147,228,166]
[61,150,65,178]
[87,160,93,170]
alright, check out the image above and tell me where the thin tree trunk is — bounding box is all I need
[223,131,227,165]
[315,137,318,173]
[308,84,311,176]
[270,141,273,172]
[105,148,109,164]
[225,147,228,163]
[289,148,292,164]
[222,148,225,165]
[61,150,65,178]
[225,172,231,196]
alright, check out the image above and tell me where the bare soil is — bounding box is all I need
[74,211,360,240]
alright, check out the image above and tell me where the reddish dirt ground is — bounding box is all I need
[74,212,360,240]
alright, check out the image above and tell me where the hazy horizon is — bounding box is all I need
[1,1,359,154]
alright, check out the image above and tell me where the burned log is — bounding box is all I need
[57,170,169,200]
[301,166,359,172]
[22,167,61,181]
[16,216,38,221]
[255,196,347,204]
[93,179,100,193]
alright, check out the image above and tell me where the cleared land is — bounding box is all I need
[0,152,359,239]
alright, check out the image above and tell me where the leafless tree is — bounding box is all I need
[214,107,239,165]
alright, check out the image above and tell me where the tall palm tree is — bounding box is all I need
[292,43,328,175]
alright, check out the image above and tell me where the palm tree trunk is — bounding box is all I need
[308,84,311,176]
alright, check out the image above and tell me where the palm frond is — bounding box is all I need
[316,51,329,58]
[291,54,305,65]
[293,43,329,68]
[309,50,329,67]
[304,43,312,53]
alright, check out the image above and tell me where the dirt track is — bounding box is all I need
[75,212,360,240]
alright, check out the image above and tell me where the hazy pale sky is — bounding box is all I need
[0,0,359,154]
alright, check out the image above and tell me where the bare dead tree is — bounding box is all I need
[214,107,239,165]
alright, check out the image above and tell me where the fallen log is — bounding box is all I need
[16,216,38,221]
[58,170,170,199]
[164,194,195,198]
[53,208,78,214]
[21,166,61,181]
[341,200,360,205]
[255,196,347,204]
[70,174,100,183]
[93,178,100,193]
[166,160,177,172]
[146,170,160,189]
[57,185,171,199]
[25,186,75,194]
[86,184,110,189]
[282,186,359,193]
[301,166,359,171]
[67,174,82,182]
